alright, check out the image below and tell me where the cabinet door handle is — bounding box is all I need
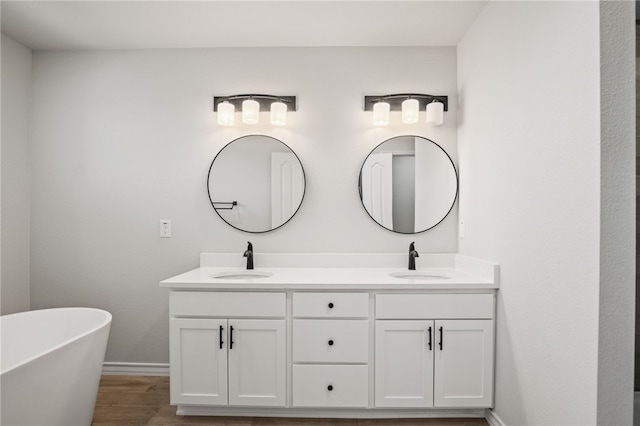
[327,385,333,391]
[230,325,234,350]
[439,326,443,350]
[328,302,334,309]
[427,326,432,350]
[328,339,334,346]
[219,325,224,349]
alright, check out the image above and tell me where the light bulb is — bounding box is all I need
[242,99,260,124]
[402,98,419,124]
[217,101,235,126]
[426,101,444,126]
[373,101,390,126]
[270,101,287,126]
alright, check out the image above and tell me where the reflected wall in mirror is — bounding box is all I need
[359,135,458,234]
[207,135,306,233]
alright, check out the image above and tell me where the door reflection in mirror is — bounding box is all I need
[359,136,457,234]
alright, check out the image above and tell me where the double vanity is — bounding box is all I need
[160,251,499,418]
[164,95,491,418]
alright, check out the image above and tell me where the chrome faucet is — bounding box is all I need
[408,241,419,270]
[243,241,254,270]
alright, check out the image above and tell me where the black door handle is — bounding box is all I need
[219,325,224,349]
[328,339,334,346]
[230,325,234,349]
[428,326,432,350]
[439,326,443,350]
[327,385,333,391]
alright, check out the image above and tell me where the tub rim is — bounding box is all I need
[0,307,112,375]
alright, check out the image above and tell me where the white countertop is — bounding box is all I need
[160,253,499,291]
[161,267,499,292]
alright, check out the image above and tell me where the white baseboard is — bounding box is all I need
[178,405,486,418]
[102,362,169,376]
[485,409,507,426]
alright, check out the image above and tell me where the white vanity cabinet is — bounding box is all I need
[161,254,499,418]
[375,294,494,408]
[169,292,286,407]
[292,292,369,408]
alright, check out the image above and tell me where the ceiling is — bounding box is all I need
[0,1,488,50]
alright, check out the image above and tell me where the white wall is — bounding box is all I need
[458,2,633,425]
[1,34,32,315]
[29,47,458,363]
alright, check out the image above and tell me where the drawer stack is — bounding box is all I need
[291,292,369,408]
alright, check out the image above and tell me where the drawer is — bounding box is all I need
[293,292,369,318]
[293,320,369,363]
[170,291,286,318]
[292,365,368,407]
[376,293,494,319]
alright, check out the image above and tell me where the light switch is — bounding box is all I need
[459,220,465,239]
[160,220,171,238]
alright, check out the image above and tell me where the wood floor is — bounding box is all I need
[92,375,489,426]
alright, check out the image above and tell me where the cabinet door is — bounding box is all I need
[434,319,494,407]
[170,318,228,405]
[375,320,434,407]
[228,319,286,407]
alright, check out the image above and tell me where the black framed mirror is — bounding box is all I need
[358,135,458,234]
[207,135,306,233]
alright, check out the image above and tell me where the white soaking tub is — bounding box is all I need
[1,307,112,426]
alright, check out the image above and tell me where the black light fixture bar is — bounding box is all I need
[364,93,448,112]
[214,95,297,112]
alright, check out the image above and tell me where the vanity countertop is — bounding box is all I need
[160,253,499,290]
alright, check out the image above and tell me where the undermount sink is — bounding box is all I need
[389,271,451,280]
[212,271,273,280]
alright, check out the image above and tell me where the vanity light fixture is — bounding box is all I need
[270,101,287,126]
[373,101,391,126]
[426,99,444,126]
[217,101,235,126]
[213,95,297,126]
[401,98,420,124]
[364,93,448,126]
[242,98,260,124]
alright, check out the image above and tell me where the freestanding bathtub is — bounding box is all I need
[1,307,112,426]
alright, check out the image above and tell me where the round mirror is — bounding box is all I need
[358,135,458,234]
[208,135,306,233]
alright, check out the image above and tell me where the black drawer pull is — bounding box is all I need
[328,339,334,346]
[328,302,334,309]
[327,385,333,391]
[219,325,224,349]
[439,326,443,350]
[427,326,432,351]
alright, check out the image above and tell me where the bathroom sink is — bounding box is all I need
[389,271,451,280]
[211,271,273,280]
